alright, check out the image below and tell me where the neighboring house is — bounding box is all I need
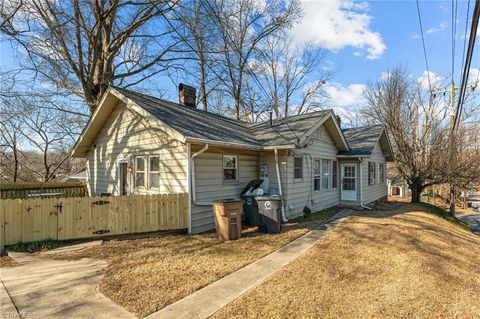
[72,85,394,234]
[387,175,409,197]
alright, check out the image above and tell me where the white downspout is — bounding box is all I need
[274,149,288,222]
[359,159,372,210]
[191,144,209,203]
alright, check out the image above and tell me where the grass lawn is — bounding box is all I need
[211,203,480,319]
[42,207,339,318]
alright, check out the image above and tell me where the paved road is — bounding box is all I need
[456,213,480,234]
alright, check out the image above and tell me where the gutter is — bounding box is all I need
[185,137,296,151]
[274,149,288,222]
[191,144,209,203]
[358,159,372,210]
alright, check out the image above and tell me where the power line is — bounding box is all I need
[454,0,480,131]
[452,0,458,79]
[460,0,471,74]
[416,0,433,92]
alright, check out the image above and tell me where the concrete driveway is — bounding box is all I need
[456,213,480,234]
[0,257,136,319]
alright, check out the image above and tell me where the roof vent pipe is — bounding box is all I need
[269,111,273,126]
[179,83,197,108]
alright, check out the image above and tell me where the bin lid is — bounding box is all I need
[240,179,264,196]
[212,198,243,204]
[255,195,282,201]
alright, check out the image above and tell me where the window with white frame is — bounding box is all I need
[149,156,160,189]
[321,159,331,190]
[135,156,146,188]
[313,159,321,191]
[223,155,238,181]
[379,163,385,183]
[294,156,303,179]
[332,160,338,189]
[368,161,374,185]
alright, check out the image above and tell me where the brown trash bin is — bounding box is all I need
[212,199,244,241]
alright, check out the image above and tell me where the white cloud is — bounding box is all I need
[468,68,480,85]
[417,71,444,90]
[426,21,447,35]
[324,82,365,108]
[290,0,386,59]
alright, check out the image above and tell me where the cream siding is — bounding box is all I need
[86,101,187,196]
[362,143,387,204]
[190,147,259,233]
[284,126,340,218]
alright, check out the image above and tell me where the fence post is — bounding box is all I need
[0,200,5,255]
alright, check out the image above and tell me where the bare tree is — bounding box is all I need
[0,103,24,181]
[251,38,331,118]
[171,0,225,111]
[206,0,301,120]
[1,0,182,113]
[362,67,480,204]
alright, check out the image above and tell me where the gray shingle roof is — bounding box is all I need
[338,125,385,156]
[113,87,386,156]
[114,87,330,148]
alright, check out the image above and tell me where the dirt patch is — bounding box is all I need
[212,209,480,319]
[0,255,16,268]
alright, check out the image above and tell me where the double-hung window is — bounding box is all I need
[223,155,238,182]
[135,156,146,188]
[332,160,338,189]
[135,155,160,189]
[368,162,374,185]
[313,159,321,191]
[379,163,385,183]
[149,156,160,189]
[321,159,331,190]
[294,157,303,179]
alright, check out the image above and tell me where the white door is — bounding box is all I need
[341,164,357,201]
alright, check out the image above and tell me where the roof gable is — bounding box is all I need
[338,125,394,161]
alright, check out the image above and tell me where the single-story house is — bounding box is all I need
[72,85,394,234]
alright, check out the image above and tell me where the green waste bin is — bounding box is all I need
[240,179,265,226]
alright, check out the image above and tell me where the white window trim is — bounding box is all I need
[148,155,160,190]
[321,159,331,190]
[332,160,338,189]
[294,156,303,180]
[313,158,321,191]
[223,155,238,182]
[135,156,147,189]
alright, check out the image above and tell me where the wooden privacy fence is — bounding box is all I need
[0,182,88,199]
[0,193,188,252]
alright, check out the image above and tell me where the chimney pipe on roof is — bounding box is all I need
[179,83,197,108]
[269,111,273,126]
[335,115,341,128]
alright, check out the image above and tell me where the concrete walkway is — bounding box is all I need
[0,258,136,319]
[456,212,480,234]
[146,209,351,319]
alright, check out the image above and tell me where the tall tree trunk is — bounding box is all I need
[410,182,424,203]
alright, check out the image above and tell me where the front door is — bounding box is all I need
[341,164,357,201]
[119,162,129,195]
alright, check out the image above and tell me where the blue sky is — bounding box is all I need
[1,0,479,117]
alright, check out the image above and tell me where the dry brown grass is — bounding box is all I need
[211,206,480,319]
[42,208,339,317]
[0,255,16,267]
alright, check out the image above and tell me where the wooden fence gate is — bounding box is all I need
[0,193,188,253]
